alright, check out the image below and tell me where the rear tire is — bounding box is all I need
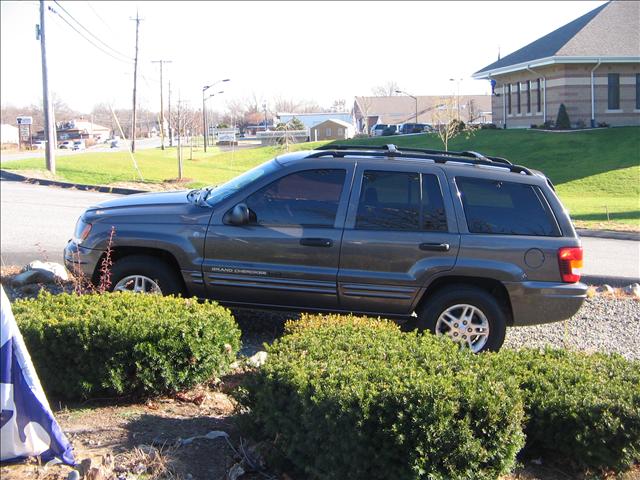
[109,255,184,296]
[417,285,507,352]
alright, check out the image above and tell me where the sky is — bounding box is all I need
[1,0,607,115]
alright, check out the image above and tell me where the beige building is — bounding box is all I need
[473,1,640,129]
[310,119,355,141]
[353,95,491,133]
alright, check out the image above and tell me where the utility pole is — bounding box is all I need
[152,60,171,150]
[168,80,172,147]
[130,11,142,152]
[177,95,183,179]
[38,0,55,174]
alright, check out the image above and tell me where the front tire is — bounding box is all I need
[109,255,184,296]
[417,286,507,352]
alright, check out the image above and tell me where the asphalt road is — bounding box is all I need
[1,180,638,286]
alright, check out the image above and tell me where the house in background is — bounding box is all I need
[472,1,640,128]
[276,112,354,131]
[0,124,19,146]
[353,95,491,133]
[310,119,355,141]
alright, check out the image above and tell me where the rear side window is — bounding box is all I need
[356,170,447,232]
[456,177,560,236]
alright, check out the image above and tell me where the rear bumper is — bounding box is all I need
[63,240,103,282]
[504,281,588,326]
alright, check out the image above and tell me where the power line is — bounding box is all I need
[85,1,115,35]
[49,6,134,65]
[53,0,132,61]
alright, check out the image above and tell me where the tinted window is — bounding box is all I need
[356,171,447,232]
[457,177,559,236]
[608,73,620,110]
[422,174,448,232]
[246,169,345,227]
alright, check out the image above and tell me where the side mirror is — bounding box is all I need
[224,203,250,225]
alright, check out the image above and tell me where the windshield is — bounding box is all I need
[205,159,280,205]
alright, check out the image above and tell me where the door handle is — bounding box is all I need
[419,242,450,252]
[300,238,333,247]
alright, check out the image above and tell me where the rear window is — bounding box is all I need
[456,177,560,236]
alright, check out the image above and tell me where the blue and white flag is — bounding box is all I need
[0,286,75,465]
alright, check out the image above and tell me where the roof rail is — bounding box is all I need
[318,143,513,165]
[307,146,533,176]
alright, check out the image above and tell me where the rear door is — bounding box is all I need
[202,165,352,309]
[338,164,460,315]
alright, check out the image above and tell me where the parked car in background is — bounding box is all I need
[72,140,86,151]
[370,124,389,136]
[33,141,46,149]
[400,123,431,134]
[59,140,74,149]
[110,139,121,148]
[65,143,586,353]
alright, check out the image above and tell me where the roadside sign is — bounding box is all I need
[218,133,236,142]
[19,125,30,141]
[16,116,33,125]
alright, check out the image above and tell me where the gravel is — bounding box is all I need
[503,295,640,360]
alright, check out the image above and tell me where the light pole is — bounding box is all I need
[262,102,268,131]
[204,90,224,144]
[449,78,463,120]
[396,90,418,125]
[202,78,229,152]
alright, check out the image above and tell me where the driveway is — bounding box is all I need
[1,179,638,286]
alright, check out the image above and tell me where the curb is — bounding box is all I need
[0,169,146,195]
[576,229,639,242]
[2,169,639,242]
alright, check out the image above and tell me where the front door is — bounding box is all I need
[338,165,460,315]
[202,167,351,310]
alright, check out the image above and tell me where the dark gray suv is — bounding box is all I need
[65,144,587,352]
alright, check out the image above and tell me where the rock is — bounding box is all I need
[66,471,80,480]
[623,283,640,298]
[596,284,614,294]
[247,351,268,368]
[78,458,92,477]
[12,261,68,286]
[26,260,69,281]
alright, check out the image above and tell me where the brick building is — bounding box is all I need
[472,1,640,128]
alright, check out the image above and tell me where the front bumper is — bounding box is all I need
[63,240,104,282]
[504,281,588,327]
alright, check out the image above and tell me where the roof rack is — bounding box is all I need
[317,144,512,165]
[311,144,532,175]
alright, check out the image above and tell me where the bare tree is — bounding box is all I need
[372,81,400,97]
[430,96,477,151]
[354,96,374,134]
[330,99,347,112]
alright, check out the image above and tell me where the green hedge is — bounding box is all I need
[238,314,525,480]
[488,349,640,471]
[238,315,640,478]
[13,292,241,399]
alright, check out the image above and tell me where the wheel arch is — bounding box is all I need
[92,246,186,292]
[417,276,514,326]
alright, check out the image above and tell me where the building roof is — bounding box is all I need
[354,95,491,124]
[310,119,354,129]
[474,1,640,78]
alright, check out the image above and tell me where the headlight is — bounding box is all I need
[72,217,92,244]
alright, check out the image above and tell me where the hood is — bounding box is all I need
[89,190,191,211]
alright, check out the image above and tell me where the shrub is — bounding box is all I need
[487,349,640,471]
[480,123,498,130]
[14,292,241,399]
[238,316,525,480]
[555,103,571,129]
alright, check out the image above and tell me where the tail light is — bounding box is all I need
[558,247,583,283]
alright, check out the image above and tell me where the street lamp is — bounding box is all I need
[396,90,418,125]
[262,102,268,132]
[205,91,224,143]
[202,78,230,152]
[449,78,463,120]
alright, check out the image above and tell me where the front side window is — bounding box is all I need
[516,83,521,114]
[356,171,447,232]
[526,80,531,113]
[536,78,542,112]
[456,177,559,236]
[246,169,345,227]
[608,73,620,110]
[507,84,512,115]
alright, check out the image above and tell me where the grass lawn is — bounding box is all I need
[0,141,329,189]
[2,128,638,229]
